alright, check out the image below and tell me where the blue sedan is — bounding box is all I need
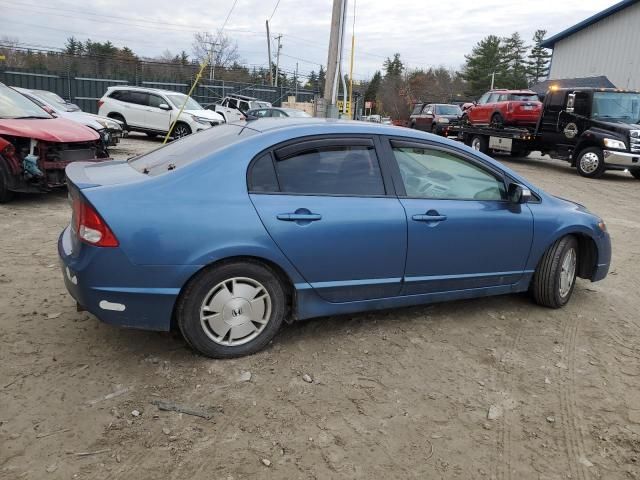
[59,118,611,358]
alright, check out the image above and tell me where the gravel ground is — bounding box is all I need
[1,133,639,479]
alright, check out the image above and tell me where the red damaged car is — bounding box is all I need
[463,89,542,128]
[0,82,106,203]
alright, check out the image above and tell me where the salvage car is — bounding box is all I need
[14,87,124,148]
[246,107,311,118]
[463,89,542,127]
[98,86,224,139]
[0,82,106,203]
[207,94,272,123]
[59,118,611,358]
[409,103,463,134]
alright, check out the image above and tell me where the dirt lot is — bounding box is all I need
[1,133,639,480]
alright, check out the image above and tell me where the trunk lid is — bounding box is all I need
[66,160,147,189]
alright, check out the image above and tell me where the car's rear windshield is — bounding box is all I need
[508,93,539,101]
[128,123,259,176]
[435,105,462,115]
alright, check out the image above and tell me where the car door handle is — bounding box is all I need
[277,213,322,221]
[412,213,447,222]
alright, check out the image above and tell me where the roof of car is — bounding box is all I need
[106,85,187,95]
[238,117,416,135]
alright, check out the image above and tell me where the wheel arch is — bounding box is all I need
[531,228,599,281]
[170,254,298,330]
[571,139,601,166]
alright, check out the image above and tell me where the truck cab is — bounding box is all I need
[538,87,640,178]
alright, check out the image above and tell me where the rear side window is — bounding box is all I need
[109,90,126,101]
[249,154,279,192]
[508,93,538,101]
[128,92,148,106]
[273,143,385,196]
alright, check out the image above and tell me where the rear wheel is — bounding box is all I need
[471,135,488,154]
[531,236,578,308]
[576,147,605,178]
[177,261,286,358]
[630,169,640,179]
[108,113,127,131]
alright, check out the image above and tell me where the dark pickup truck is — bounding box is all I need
[449,87,640,179]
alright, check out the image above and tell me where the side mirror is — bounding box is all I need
[566,93,575,114]
[473,100,478,106]
[426,110,433,115]
[43,105,56,115]
[508,183,532,204]
[158,103,171,110]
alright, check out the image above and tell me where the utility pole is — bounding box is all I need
[265,20,273,86]
[274,34,283,87]
[295,62,299,101]
[348,0,356,118]
[323,0,346,118]
[207,41,217,81]
[489,71,495,89]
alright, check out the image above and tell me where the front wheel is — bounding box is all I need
[531,236,578,308]
[576,147,606,178]
[0,161,15,203]
[171,122,192,139]
[177,262,286,358]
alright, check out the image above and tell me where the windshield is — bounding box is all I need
[34,90,78,112]
[1,84,52,119]
[592,92,640,123]
[128,123,258,175]
[166,94,203,111]
[508,93,539,101]
[435,105,462,115]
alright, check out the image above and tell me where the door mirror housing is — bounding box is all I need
[508,183,532,204]
[566,93,575,113]
[158,103,171,110]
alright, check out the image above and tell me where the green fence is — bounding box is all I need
[0,67,318,114]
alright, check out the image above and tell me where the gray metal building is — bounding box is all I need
[542,0,640,90]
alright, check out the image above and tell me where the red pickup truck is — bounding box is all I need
[463,89,542,128]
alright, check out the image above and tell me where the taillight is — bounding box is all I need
[98,100,104,109]
[72,197,119,247]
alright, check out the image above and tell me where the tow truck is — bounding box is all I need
[447,87,640,179]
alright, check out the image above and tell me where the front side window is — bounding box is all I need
[148,94,166,109]
[227,98,238,109]
[274,143,385,196]
[271,110,287,117]
[392,145,506,201]
[166,94,202,110]
[477,93,491,104]
[128,92,148,106]
[488,93,501,103]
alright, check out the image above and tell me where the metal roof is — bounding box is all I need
[541,0,639,48]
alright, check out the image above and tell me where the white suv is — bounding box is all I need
[98,86,224,139]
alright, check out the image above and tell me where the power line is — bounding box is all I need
[269,0,282,21]
[220,0,239,33]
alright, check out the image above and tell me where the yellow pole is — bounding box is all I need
[162,57,209,144]
[348,1,355,118]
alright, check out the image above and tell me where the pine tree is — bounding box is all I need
[500,32,528,89]
[305,70,318,90]
[318,65,326,93]
[462,35,502,97]
[527,30,552,85]
[364,70,382,103]
[383,53,404,79]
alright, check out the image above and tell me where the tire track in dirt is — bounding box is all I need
[558,317,590,480]
[494,319,524,480]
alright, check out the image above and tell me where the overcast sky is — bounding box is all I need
[2,0,617,81]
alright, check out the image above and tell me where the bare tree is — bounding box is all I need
[0,36,26,68]
[192,31,240,68]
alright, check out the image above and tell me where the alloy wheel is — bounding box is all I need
[559,248,577,298]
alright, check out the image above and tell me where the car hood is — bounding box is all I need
[184,109,225,121]
[73,112,123,130]
[0,117,100,142]
[591,118,640,131]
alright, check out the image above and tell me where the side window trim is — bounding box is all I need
[247,135,396,197]
[275,137,374,161]
[382,137,508,199]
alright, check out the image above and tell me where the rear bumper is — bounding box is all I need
[58,226,199,331]
[603,149,640,168]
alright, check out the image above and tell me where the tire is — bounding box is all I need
[177,261,287,358]
[531,235,578,308]
[630,169,640,180]
[171,122,191,139]
[471,135,488,154]
[431,123,437,134]
[108,113,127,131]
[491,113,504,128]
[576,147,606,178]
[0,160,15,203]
